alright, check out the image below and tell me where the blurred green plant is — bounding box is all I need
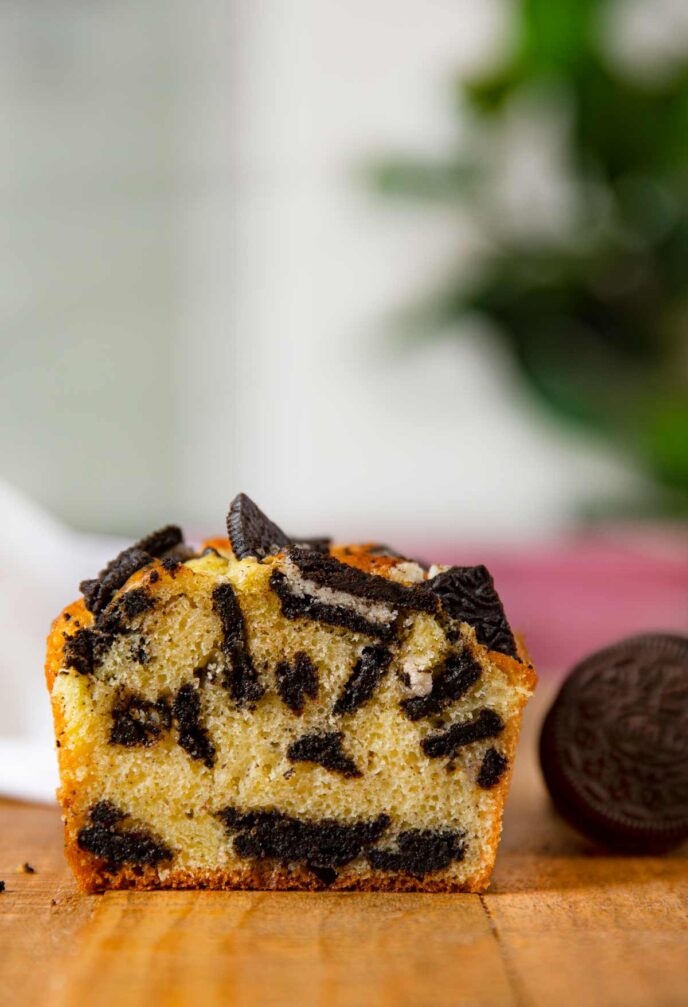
[373,0,688,513]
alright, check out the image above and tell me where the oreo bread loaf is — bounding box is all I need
[46,494,536,892]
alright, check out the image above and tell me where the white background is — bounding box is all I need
[0,0,665,545]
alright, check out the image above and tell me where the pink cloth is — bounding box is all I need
[411,530,688,676]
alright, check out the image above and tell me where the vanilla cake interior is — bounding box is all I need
[45,494,536,892]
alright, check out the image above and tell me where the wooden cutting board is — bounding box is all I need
[1,685,686,1007]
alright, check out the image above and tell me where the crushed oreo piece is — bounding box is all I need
[119,588,155,619]
[79,524,185,614]
[401,650,482,721]
[287,731,362,777]
[422,708,504,759]
[287,547,436,614]
[428,566,517,658]
[78,803,173,869]
[65,590,154,676]
[369,829,465,876]
[217,807,390,869]
[227,493,291,560]
[333,646,393,715]
[80,547,153,615]
[213,583,265,706]
[0,881,5,893]
[172,684,216,768]
[63,627,96,676]
[134,525,184,558]
[477,748,508,789]
[110,694,171,747]
[18,862,35,875]
[271,570,396,640]
[275,652,319,715]
[89,801,127,828]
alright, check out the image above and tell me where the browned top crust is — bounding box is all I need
[47,541,536,695]
[202,538,413,578]
[331,543,416,578]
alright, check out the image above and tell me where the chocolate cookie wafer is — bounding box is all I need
[540,634,688,852]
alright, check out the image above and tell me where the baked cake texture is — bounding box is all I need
[45,494,536,893]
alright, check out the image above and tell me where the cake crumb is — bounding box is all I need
[17,862,35,874]
[407,668,433,697]
[0,880,5,892]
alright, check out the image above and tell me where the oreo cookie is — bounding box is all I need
[421,708,504,760]
[400,650,481,722]
[227,493,291,560]
[368,828,466,876]
[270,570,397,640]
[109,694,171,747]
[477,748,508,789]
[80,524,185,614]
[63,627,97,676]
[428,566,517,658]
[275,652,319,715]
[212,583,265,706]
[333,645,393,715]
[227,493,333,561]
[540,634,688,852]
[287,547,436,613]
[173,683,216,768]
[77,802,173,870]
[217,807,390,871]
[134,525,184,558]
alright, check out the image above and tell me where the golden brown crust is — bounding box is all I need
[45,599,92,692]
[331,543,414,578]
[69,856,493,895]
[488,645,538,694]
[200,536,233,556]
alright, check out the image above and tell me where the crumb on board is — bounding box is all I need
[0,880,5,892]
[17,862,36,874]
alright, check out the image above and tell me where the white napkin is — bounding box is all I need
[0,481,126,803]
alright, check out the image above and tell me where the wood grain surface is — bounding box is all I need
[1,685,686,1007]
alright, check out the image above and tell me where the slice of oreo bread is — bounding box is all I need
[45,493,536,893]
